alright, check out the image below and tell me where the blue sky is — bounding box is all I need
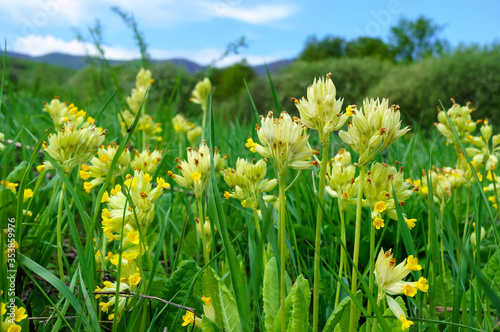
[2,0,499,66]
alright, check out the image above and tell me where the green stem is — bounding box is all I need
[178,135,183,159]
[57,182,66,282]
[366,222,375,332]
[279,175,286,332]
[372,297,382,332]
[201,108,207,141]
[198,197,209,265]
[335,201,346,308]
[462,186,471,244]
[313,143,329,332]
[349,165,365,332]
[439,205,446,281]
[253,208,262,240]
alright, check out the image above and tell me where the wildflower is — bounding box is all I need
[465,119,500,172]
[253,111,315,176]
[42,122,106,174]
[245,138,258,153]
[195,217,217,254]
[94,280,130,321]
[190,77,211,113]
[14,306,28,322]
[126,68,153,114]
[373,218,385,230]
[80,143,131,192]
[434,99,477,149]
[130,147,163,175]
[172,114,194,135]
[182,311,202,328]
[325,153,357,211]
[405,218,417,230]
[223,158,278,210]
[0,180,19,193]
[42,97,86,129]
[363,163,414,225]
[339,98,409,166]
[293,73,347,143]
[102,171,167,237]
[169,141,225,199]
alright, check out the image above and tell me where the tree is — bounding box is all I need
[389,16,449,62]
[299,35,347,61]
[345,37,391,59]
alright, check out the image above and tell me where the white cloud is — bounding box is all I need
[11,34,293,67]
[13,34,140,59]
[209,3,297,24]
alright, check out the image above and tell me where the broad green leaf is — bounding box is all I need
[272,275,309,332]
[483,250,500,297]
[203,267,241,332]
[323,291,362,332]
[434,274,454,316]
[203,315,224,332]
[152,260,198,331]
[263,257,294,332]
[263,257,279,332]
[288,277,308,332]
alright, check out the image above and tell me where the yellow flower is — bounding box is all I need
[111,184,122,196]
[23,189,33,202]
[127,229,140,245]
[414,277,429,292]
[1,180,19,193]
[405,255,422,271]
[374,201,387,213]
[202,295,211,308]
[156,177,170,190]
[129,272,141,286]
[401,315,413,330]
[224,191,231,199]
[245,138,258,153]
[405,218,417,230]
[345,105,355,117]
[182,310,195,326]
[192,172,202,182]
[373,217,385,230]
[14,306,28,322]
[101,191,110,203]
[37,165,45,172]
[8,325,22,332]
[402,284,417,297]
[190,77,212,112]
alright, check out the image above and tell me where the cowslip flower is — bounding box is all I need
[325,151,357,211]
[190,77,211,113]
[375,248,428,330]
[339,98,409,166]
[363,163,414,226]
[80,142,131,193]
[465,119,500,172]
[42,121,106,173]
[42,97,87,129]
[130,147,163,175]
[126,68,154,114]
[168,141,225,198]
[252,111,315,176]
[172,114,194,135]
[187,125,203,146]
[94,280,130,321]
[0,180,19,193]
[292,73,347,143]
[435,99,477,149]
[195,217,217,254]
[181,295,215,329]
[101,171,169,240]
[223,158,278,210]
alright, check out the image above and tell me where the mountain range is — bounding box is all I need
[4,51,293,75]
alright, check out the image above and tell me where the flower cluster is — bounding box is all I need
[1,303,28,332]
[339,98,409,166]
[168,141,225,199]
[80,142,131,193]
[130,147,163,175]
[223,158,278,210]
[250,111,316,176]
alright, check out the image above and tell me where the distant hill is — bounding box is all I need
[4,51,293,75]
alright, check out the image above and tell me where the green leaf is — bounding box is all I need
[6,161,28,182]
[203,267,241,332]
[323,291,362,332]
[434,274,454,316]
[263,257,279,332]
[379,296,408,332]
[333,324,342,332]
[272,275,309,332]
[288,277,308,332]
[203,315,224,332]
[483,250,500,297]
[152,260,198,330]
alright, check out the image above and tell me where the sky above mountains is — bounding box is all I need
[2,0,499,67]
